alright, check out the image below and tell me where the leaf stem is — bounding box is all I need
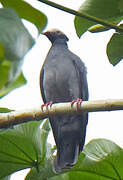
[38,0,123,33]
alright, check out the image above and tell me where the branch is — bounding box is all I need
[38,0,123,33]
[0,99,123,128]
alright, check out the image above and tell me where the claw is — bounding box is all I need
[71,98,82,111]
[41,101,53,111]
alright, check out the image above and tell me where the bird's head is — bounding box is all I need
[43,29,69,44]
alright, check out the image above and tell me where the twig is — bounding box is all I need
[38,0,123,33]
[0,99,123,128]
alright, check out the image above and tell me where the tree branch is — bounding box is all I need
[38,0,123,33]
[0,99,123,128]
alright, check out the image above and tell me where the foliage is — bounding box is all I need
[0,117,123,180]
[0,1,47,98]
[0,0,123,179]
[0,0,122,97]
[74,0,123,37]
[0,119,52,179]
[74,0,123,66]
[0,0,47,34]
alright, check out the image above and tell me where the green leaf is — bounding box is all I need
[40,119,51,159]
[25,168,38,180]
[0,119,51,178]
[0,175,11,180]
[50,139,123,180]
[0,0,47,34]
[0,8,34,96]
[0,8,34,62]
[49,173,69,180]
[107,32,123,65]
[0,107,13,113]
[25,157,54,180]
[88,24,111,33]
[69,139,123,179]
[0,72,26,98]
[88,18,123,33]
[26,120,55,180]
[0,60,10,89]
[0,43,4,59]
[74,0,123,37]
[16,138,123,179]
[0,8,34,82]
[27,138,123,180]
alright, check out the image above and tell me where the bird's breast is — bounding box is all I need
[43,62,80,103]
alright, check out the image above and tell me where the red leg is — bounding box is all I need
[41,101,53,111]
[71,98,83,111]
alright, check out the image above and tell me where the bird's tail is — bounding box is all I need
[51,114,88,173]
[53,133,80,173]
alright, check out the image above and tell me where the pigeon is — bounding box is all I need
[40,29,89,173]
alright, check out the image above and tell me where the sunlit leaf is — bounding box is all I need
[88,17,123,33]
[89,24,111,33]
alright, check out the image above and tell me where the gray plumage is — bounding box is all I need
[40,29,88,173]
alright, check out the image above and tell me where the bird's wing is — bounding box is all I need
[40,67,46,104]
[71,53,89,101]
[70,53,89,151]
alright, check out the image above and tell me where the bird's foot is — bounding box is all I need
[71,98,82,111]
[41,101,53,112]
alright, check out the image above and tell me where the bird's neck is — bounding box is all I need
[52,38,68,48]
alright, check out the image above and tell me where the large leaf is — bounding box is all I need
[25,121,55,180]
[0,136,122,179]
[50,139,123,180]
[74,0,123,37]
[27,139,123,180]
[0,8,34,79]
[71,139,123,179]
[0,8,34,96]
[0,119,51,178]
[0,72,26,98]
[107,32,123,65]
[0,0,47,34]
[82,139,123,178]
[0,8,34,62]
